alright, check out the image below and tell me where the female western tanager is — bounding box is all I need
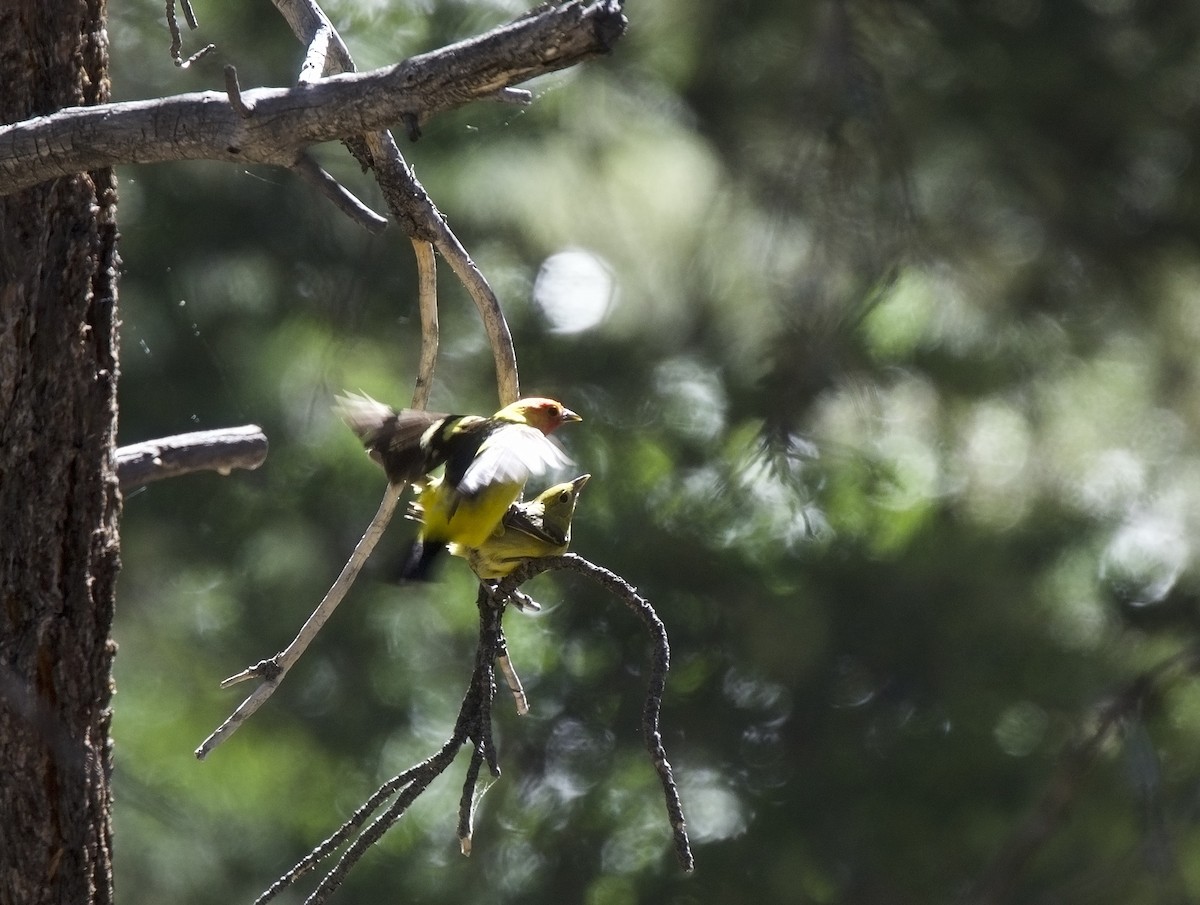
[336,393,580,580]
[450,473,590,580]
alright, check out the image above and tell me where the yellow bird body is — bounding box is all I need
[450,474,590,580]
[336,393,581,581]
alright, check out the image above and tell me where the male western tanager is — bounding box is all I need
[336,393,580,580]
[449,473,590,580]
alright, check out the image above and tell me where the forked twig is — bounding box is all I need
[252,555,692,904]
[195,482,405,760]
[268,0,528,404]
[497,554,695,871]
[165,0,216,67]
[254,586,503,904]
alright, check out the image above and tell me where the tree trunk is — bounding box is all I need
[0,1,120,903]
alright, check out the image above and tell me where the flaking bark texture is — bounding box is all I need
[0,2,120,904]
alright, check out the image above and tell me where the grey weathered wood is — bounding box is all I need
[116,425,269,491]
[0,0,627,195]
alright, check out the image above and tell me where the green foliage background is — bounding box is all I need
[108,1,1200,903]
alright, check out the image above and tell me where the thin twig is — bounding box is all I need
[116,425,268,491]
[457,745,486,856]
[180,0,199,29]
[292,623,502,905]
[292,152,388,233]
[410,238,439,410]
[268,0,527,406]
[166,0,184,63]
[224,65,253,117]
[179,44,218,69]
[254,760,429,904]
[166,0,217,68]
[195,482,405,760]
[435,219,520,406]
[496,554,695,871]
[252,552,690,904]
[301,738,464,905]
[496,649,529,716]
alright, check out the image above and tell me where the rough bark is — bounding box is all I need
[0,1,120,903]
[0,0,628,196]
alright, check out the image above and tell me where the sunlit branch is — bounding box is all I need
[266,0,550,407]
[410,238,439,409]
[194,482,405,760]
[116,425,268,491]
[0,1,627,197]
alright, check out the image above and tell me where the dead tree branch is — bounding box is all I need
[195,482,405,760]
[0,0,627,199]
[116,425,268,491]
[497,554,695,872]
[265,0,560,405]
[251,553,691,904]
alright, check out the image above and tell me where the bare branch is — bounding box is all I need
[166,0,203,65]
[291,152,388,233]
[250,551,691,902]
[0,0,628,196]
[273,0,356,78]
[273,0,619,400]
[116,425,267,491]
[436,217,521,405]
[410,238,439,409]
[223,65,253,118]
[496,554,695,871]
[298,24,341,84]
[356,121,522,404]
[195,482,405,760]
[252,750,451,904]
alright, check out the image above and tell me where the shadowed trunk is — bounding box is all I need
[0,1,121,903]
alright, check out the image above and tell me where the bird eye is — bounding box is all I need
[558,491,571,502]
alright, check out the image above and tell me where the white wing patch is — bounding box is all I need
[457,423,572,496]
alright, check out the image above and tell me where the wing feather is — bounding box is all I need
[456,423,573,496]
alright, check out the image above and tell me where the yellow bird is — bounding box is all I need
[336,393,581,580]
[450,474,591,580]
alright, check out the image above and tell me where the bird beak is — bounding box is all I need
[560,407,582,424]
[571,474,591,491]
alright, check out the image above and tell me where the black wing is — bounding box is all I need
[335,393,452,485]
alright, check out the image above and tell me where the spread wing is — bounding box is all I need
[455,423,573,497]
[335,392,450,485]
